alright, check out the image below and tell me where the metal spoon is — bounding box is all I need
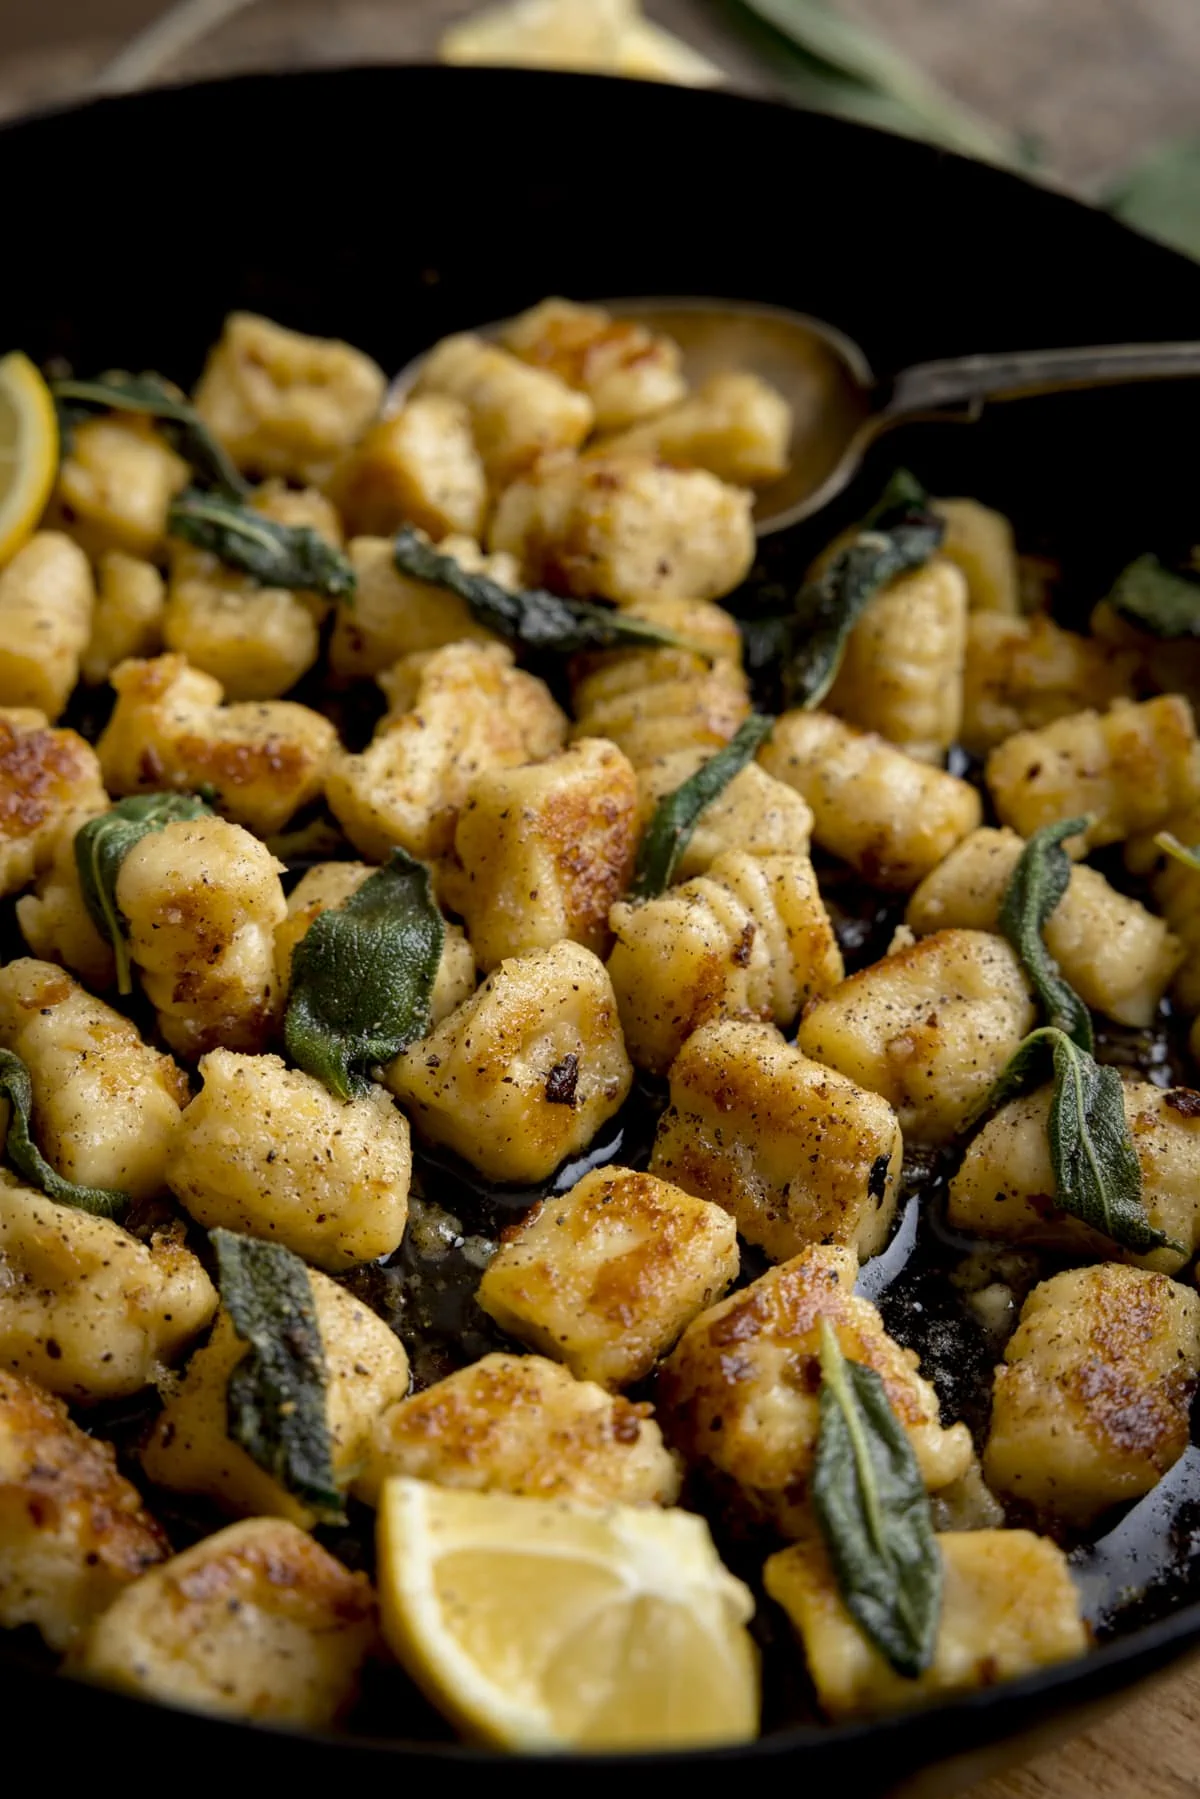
[391,297,1200,535]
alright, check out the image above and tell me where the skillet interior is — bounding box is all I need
[4,63,1200,1790]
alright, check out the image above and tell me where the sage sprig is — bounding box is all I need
[168,489,357,600]
[1106,554,1200,638]
[0,1048,128,1219]
[50,369,248,501]
[997,817,1094,1053]
[811,1317,941,1679]
[284,848,445,1101]
[76,793,214,995]
[630,714,776,900]
[392,526,692,655]
[212,1228,343,1523]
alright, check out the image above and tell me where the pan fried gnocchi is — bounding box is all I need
[7,291,1200,1752]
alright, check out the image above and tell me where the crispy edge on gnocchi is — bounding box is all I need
[414,330,595,486]
[327,393,488,541]
[499,296,687,432]
[961,611,1137,756]
[0,709,107,900]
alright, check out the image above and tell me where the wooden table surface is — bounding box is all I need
[4,2,1200,1791]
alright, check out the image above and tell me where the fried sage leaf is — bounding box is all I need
[392,525,690,654]
[1155,830,1200,873]
[1106,554,1200,638]
[812,1317,941,1679]
[997,816,1094,1053]
[977,1026,1172,1255]
[168,489,356,600]
[630,714,776,899]
[212,1228,343,1523]
[0,1047,128,1219]
[284,848,445,1101]
[76,792,214,995]
[50,369,248,500]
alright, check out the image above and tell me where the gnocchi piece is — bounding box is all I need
[274,861,475,1024]
[326,640,567,863]
[906,826,1181,1027]
[0,710,107,899]
[477,1166,739,1389]
[0,533,94,720]
[76,1517,377,1727]
[984,1264,1200,1526]
[81,550,165,686]
[142,1270,410,1528]
[193,311,386,486]
[163,483,342,701]
[488,451,756,606]
[986,695,1200,852]
[0,1369,166,1650]
[359,1351,680,1507]
[932,496,1020,614]
[759,710,982,889]
[947,1081,1200,1274]
[0,958,190,1199]
[97,654,336,836]
[1092,595,1200,712]
[16,823,117,992]
[327,394,488,540]
[116,815,287,1058]
[385,939,632,1185]
[650,1019,901,1262]
[168,1050,411,1271]
[328,532,510,681]
[765,1524,1086,1721]
[499,296,687,431]
[55,416,188,560]
[657,1246,972,1534]
[825,558,968,762]
[961,611,1138,755]
[442,737,639,970]
[607,849,844,1076]
[1125,807,1200,1013]
[572,638,752,770]
[597,372,791,486]
[796,930,1035,1145]
[414,331,594,486]
[0,1175,216,1400]
[636,752,813,878]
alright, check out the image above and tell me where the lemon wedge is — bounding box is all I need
[377,1476,760,1750]
[0,352,58,568]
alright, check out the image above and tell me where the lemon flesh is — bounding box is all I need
[0,351,58,568]
[377,1476,760,1751]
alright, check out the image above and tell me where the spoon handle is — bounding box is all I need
[884,340,1200,420]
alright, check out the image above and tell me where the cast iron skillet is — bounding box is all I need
[4,64,1200,1795]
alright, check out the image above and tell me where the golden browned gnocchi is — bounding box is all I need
[15,826,117,992]
[0,1176,216,1400]
[0,533,94,719]
[193,311,386,486]
[327,394,488,541]
[499,296,687,431]
[97,653,337,835]
[142,1270,410,1527]
[442,736,639,969]
[360,1352,680,1507]
[0,710,107,899]
[961,611,1137,755]
[54,416,188,561]
[76,1517,377,1726]
[657,1246,972,1535]
[932,496,1021,613]
[168,1050,412,1270]
[478,1165,739,1389]
[415,331,595,486]
[608,848,843,1075]
[385,939,632,1184]
[0,1369,166,1650]
[597,371,792,486]
[984,1264,1200,1525]
[328,532,508,680]
[1126,807,1200,1012]
[489,451,756,606]
[824,558,968,762]
[81,550,165,686]
[636,751,813,876]
[650,1018,901,1261]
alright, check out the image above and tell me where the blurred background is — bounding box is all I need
[2,0,1200,210]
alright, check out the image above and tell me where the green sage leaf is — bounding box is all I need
[1154,831,1200,873]
[75,792,214,996]
[169,489,356,600]
[0,1047,128,1219]
[997,816,1094,1053]
[284,848,445,1101]
[812,1317,941,1679]
[1106,136,1200,263]
[212,1228,343,1523]
[1106,554,1200,638]
[630,714,776,899]
[50,369,248,500]
[392,526,692,655]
